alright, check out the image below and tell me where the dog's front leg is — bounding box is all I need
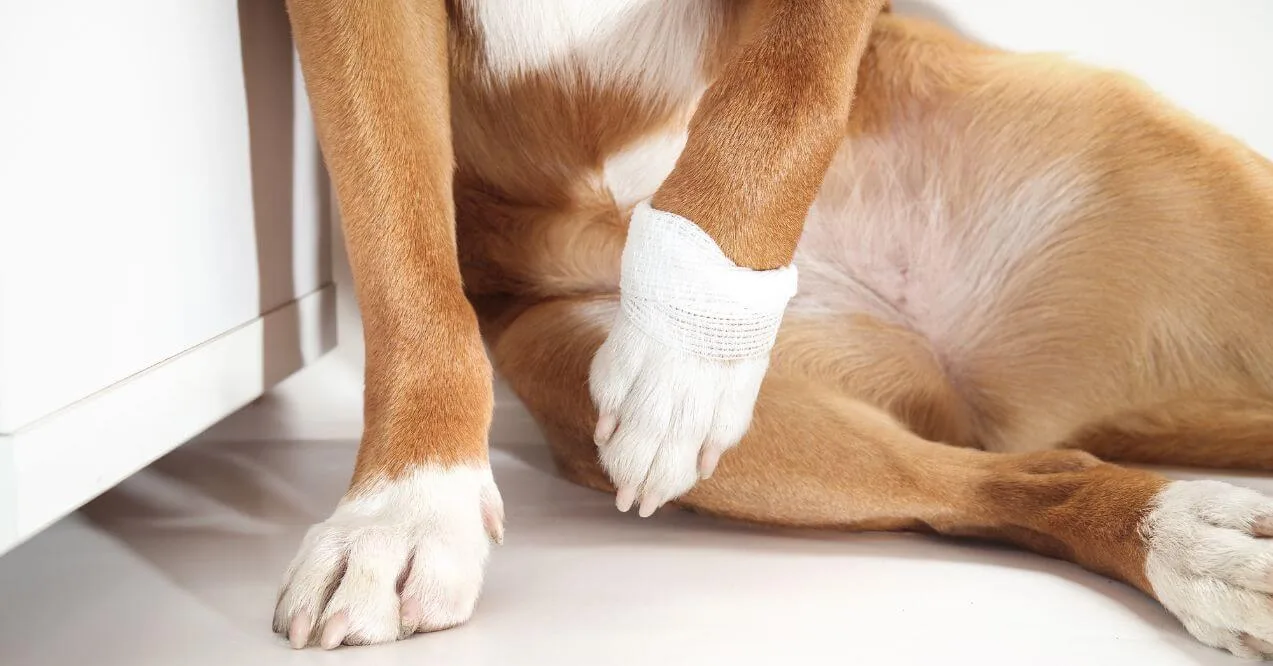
[274,0,501,649]
[590,0,889,515]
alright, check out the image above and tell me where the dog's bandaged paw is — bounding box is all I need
[589,200,797,517]
[273,466,503,649]
[1142,480,1273,659]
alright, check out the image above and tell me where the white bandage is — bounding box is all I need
[619,200,798,361]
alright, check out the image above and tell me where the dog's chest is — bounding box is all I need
[461,0,717,94]
[457,0,719,207]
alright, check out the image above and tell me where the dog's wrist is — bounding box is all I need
[617,200,798,361]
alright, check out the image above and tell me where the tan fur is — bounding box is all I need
[490,298,1166,595]
[455,9,1273,599]
[652,0,889,269]
[287,0,493,486]
[286,0,1273,639]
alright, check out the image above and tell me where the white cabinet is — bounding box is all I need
[0,1,336,553]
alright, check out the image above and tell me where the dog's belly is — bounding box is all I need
[603,112,1096,360]
[791,118,1096,358]
[461,0,716,95]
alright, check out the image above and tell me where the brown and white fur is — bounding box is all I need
[275,0,1273,658]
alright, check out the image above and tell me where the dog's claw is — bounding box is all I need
[288,612,313,649]
[616,486,636,512]
[399,597,422,638]
[698,445,724,479]
[595,414,618,446]
[637,494,661,518]
[320,611,349,650]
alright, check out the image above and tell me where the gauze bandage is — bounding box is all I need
[619,200,799,361]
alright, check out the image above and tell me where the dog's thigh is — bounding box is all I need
[493,296,1161,574]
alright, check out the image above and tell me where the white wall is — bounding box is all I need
[894,0,1273,158]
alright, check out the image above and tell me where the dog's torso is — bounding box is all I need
[273,2,1273,654]
[451,2,1273,452]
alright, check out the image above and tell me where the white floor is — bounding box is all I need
[2,349,1271,666]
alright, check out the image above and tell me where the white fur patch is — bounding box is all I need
[602,128,687,209]
[465,0,714,96]
[274,465,503,649]
[1142,480,1273,659]
[589,307,768,517]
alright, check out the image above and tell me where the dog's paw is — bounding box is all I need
[1143,480,1273,659]
[273,466,503,649]
[589,310,766,517]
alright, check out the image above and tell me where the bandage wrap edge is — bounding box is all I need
[618,200,798,361]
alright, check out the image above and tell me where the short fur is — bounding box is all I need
[278,0,1273,655]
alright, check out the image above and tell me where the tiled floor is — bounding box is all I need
[0,353,1265,665]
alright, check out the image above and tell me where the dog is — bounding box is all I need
[274,0,1273,657]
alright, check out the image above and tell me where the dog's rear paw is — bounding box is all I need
[273,466,503,649]
[589,310,766,517]
[1143,480,1273,659]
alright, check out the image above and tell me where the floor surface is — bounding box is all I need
[1,354,1269,666]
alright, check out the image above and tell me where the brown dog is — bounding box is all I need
[275,0,1273,657]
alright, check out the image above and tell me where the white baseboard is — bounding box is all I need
[0,286,337,555]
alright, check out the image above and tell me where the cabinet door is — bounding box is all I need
[0,1,335,553]
[0,0,331,433]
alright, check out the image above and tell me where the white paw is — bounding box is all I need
[589,309,766,517]
[274,465,504,649]
[1143,480,1273,659]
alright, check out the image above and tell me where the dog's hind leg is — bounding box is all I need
[493,298,1164,591]
[492,298,1273,659]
